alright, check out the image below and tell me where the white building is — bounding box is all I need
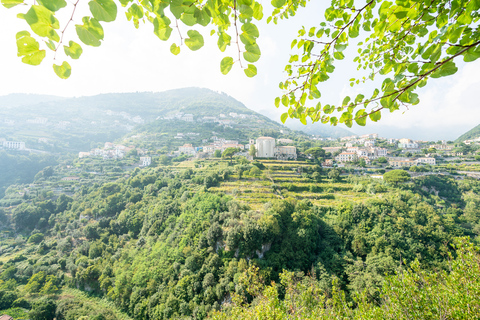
[275,146,297,160]
[27,117,48,124]
[277,138,294,144]
[255,137,297,160]
[3,141,25,150]
[335,152,357,163]
[256,137,276,158]
[364,140,375,147]
[416,157,436,165]
[140,157,152,167]
[181,114,194,122]
[398,138,419,149]
[178,144,196,155]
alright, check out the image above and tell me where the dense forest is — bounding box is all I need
[0,157,479,319]
[0,152,57,198]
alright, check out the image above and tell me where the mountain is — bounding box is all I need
[456,124,480,142]
[0,88,295,152]
[0,93,66,108]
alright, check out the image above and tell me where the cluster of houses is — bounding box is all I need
[158,111,258,128]
[79,142,136,159]
[333,135,438,167]
[334,136,388,164]
[78,142,152,166]
[106,110,144,124]
[175,136,298,160]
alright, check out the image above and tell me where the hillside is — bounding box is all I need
[0,155,479,318]
[0,88,292,153]
[456,123,480,142]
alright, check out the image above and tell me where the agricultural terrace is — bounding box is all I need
[189,159,391,210]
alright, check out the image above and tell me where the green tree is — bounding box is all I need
[222,147,239,165]
[5,0,479,127]
[213,150,222,158]
[328,169,340,181]
[305,147,326,161]
[383,169,411,184]
[29,298,56,320]
[28,233,44,244]
[249,145,256,157]
[158,155,171,166]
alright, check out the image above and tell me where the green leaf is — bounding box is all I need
[240,33,256,46]
[243,44,261,62]
[127,3,143,20]
[180,12,196,26]
[430,61,458,78]
[274,97,280,108]
[253,2,263,20]
[239,4,253,19]
[298,113,306,125]
[64,41,83,59]
[280,112,288,124]
[244,64,257,77]
[45,40,55,51]
[220,56,234,75]
[53,61,71,79]
[185,30,204,51]
[334,43,347,52]
[1,0,23,9]
[89,0,117,22]
[369,110,381,122]
[464,47,480,62]
[38,0,66,12]
[271,0,285,8]
[21,5,60,41]
[333,51,344,60]
[153,16,172,41]
[16,31,46,66]
[194,8,210,27]
[170,43,180,55]
[241,23,259,38]
[217,32,231,52]
[76,17,104,47]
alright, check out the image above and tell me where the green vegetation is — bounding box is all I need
[456,124,480,142]
[0,151,57,198]
[383,169,411,185]
[0,155,479,319]
[211,238,480,319]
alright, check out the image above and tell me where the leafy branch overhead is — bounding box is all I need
[4,0,264,79]
[3,0,480,127]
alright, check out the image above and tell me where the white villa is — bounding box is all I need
[255,137,297,160]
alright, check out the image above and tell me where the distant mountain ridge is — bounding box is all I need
[0,88,348,138]
[0,88,265,121]
[456,124,480,142]
[0,93,66,108]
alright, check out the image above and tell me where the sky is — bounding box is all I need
[1,2,480,141]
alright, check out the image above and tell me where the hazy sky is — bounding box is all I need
[1,3,479,140]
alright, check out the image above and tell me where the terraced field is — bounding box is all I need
[206,159,380,209]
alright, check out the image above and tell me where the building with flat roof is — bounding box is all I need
[3,141,25,150]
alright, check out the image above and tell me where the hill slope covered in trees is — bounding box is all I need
[0,157,480,319]
[456,123,480,142]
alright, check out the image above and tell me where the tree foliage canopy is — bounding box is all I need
[383,169,411,184]
[4,0,480,127]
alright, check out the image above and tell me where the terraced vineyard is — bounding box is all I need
[207,159,381,209]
